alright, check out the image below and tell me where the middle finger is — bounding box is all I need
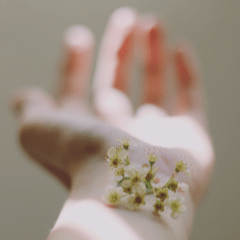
[92,7,138,123]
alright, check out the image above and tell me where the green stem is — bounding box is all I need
[117,177,129,186]
[163,176,173,188]
[152,187,158,200]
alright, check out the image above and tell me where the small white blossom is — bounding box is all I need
[117,137,137,150]
[125,193,146,210]
[114,175,124,182]
[102,185,123,206]
[146,151,159,164]
[106,146,128,168]
[132,182,146,195]
[178,182,189,193]
[165,196,186,219]
[125,164,136,177]
[139,166,149,180]
[114,166,126,182]
[129,170,142,185]
[121,179,133,194]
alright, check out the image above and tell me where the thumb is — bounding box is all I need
[10,87,56,123]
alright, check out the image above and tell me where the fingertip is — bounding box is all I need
[110,7,138,28]
[64,25,95,51]
[9,88,56,118]
[174,42,198,88]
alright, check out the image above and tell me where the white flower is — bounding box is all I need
[117,136,137,150]
[125,193,146,210]
[165,196,186,219]
[114,175,124,182]
[107,146,116,158]
[121,179,132,188]
[178,182,189,193]
[106,146,128,168]
[146,151,159,164]
[132,182,146,195]
[175,160,187,173]
[129,170,142,185]
[114,166,126,182]
[102,185,123,206]
[175,160,192,178]
[139,166,149,180]
[125,164,136,177]
[121,179,132,194]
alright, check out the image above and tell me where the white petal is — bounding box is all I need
[121,179,132,188]
[107,147,116,158]
[107,147,117,158]
[119,149,128,161]
[125,165,136,176]
[139,167,149,178]
[114,175,123,182]
[180,182,189,192]
[166,197,176,206]
[178,196,185,204]
[132,182,146,194]
[115,186,124,194]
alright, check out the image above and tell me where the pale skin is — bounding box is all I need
[10,7,215,240]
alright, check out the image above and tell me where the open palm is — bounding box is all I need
[11,8,215,212]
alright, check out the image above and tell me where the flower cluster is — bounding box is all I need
[102,137,192,219]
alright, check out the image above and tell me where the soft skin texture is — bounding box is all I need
[11,7,215,240]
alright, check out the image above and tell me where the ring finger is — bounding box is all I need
[135,14,168,118]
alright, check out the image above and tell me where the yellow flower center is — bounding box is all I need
[111,157,121,168]
[168,180,178,193]
[175,160,187,173]
[171,201,181,212]
[145,172,154,181]
[154,201,165,212]
[156,188,169,201]
[123,187,132,194]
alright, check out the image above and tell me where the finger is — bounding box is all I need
[173,43,206,126]
[10,87,56,122]
[92,7,138,122]
[137,13,167,109]
[58,25,95,110]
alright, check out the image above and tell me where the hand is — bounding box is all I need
[11,7,215,240]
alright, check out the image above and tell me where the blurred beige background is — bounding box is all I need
[0,0,239,239]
